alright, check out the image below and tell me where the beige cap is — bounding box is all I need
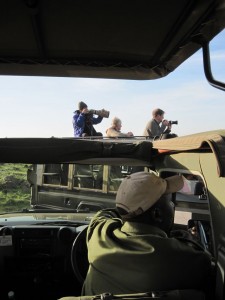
[116,172,184,218]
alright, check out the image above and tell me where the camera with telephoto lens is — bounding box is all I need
[169,120,178,125]
[88,109,110,118]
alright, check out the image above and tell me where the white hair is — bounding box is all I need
[111,117,122,127]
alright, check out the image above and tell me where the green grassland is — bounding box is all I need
[0,164,32,213]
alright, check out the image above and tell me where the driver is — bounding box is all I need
[82,172,213,296]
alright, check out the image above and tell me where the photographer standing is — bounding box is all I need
[143,108,172,139]
[73,101,104,137]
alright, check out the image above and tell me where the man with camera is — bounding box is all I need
[143,108,177,139]
[73,101,109,137]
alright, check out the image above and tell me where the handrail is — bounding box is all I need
[202,42,225,92]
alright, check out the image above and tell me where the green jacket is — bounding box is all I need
[82,209,212,296]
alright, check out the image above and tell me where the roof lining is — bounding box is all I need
[0,0,224,79]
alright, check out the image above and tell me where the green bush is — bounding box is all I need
[0,164,32,213]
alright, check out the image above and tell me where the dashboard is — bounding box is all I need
[0,224,87,300]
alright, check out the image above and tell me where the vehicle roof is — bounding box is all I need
[1,130,225,175]
[1,0,225,79]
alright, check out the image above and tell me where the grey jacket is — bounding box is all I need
[143,119,167,137]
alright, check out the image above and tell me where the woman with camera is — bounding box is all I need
[106,117,134,138]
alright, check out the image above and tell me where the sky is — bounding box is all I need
[0,30,224,138]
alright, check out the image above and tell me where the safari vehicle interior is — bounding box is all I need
[1,1,225,300]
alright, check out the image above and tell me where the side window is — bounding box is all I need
[43,164,69,186]
[161,171,213,254]
[177,174,207,201]
[109,166,124,191]
[160,171,209,224]
[108,165,146,192]
[73,164,103,189]
[160,172,208,204]
[72,164,145,191]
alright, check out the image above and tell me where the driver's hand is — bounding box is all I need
[188,226,198,237]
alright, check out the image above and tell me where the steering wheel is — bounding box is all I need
[71,225,89,284]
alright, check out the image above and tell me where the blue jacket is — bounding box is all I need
[73,110,103,137]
